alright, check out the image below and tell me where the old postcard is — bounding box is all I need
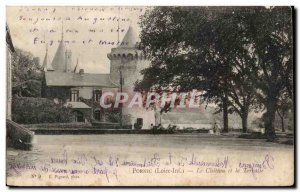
[6,6,294,187]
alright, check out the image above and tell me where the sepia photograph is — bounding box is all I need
[5,5,294,187]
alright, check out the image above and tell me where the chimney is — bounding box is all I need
[79,69,84,75]
[65,50,73,73]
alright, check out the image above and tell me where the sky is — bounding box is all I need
[7,6,149,74]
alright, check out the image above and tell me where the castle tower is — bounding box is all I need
[107,26,155,129]
[108,26,149,89]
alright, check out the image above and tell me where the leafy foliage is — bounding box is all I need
[12,48,43,97]
[12,80,42,97]
[136,7,293,140]
[12,96,73,124]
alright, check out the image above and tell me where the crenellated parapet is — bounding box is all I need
[107,47,149,61]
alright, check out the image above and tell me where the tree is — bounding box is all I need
[242,7,293,140]
[12,80,42,97]
[136,7,258,133]
[136,7,293,139]
[11,48,43,97]
[277,91,292,132]
[189,9,258,133]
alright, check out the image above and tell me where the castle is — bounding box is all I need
[42,26,156,129]
[41,25,226,130]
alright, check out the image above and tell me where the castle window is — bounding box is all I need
[94,90,102,102]
[71,90,79,101]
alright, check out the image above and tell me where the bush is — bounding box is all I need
[12,80,42,97]
[151,125,176,134]
[12,96,73,124]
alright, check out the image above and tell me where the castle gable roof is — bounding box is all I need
[45,72,118,88]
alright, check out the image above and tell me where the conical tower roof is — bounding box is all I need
[120,26,138,48]
[51,38,66,72]
[51,24,66,72]
[42,45,53,71]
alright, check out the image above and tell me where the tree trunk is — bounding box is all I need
[277,110,285,132]
[281,117,285,132]
[241,112,248,133]
[222,95,229,133]
[264,100,277,141]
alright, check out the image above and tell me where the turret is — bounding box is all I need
[107,25,155,129]
[107,26,149,61]
[107,26,150,89]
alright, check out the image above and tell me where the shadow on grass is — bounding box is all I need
[238,132,294,145]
